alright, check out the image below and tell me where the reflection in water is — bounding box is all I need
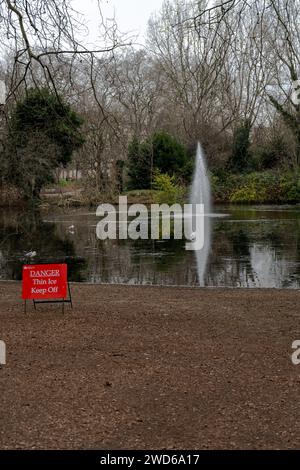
[1,205,300,287]
[0,210,87,281]
[195,214,211,286]
[250,245,287,288]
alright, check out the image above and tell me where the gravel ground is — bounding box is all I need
[1,282,300,449]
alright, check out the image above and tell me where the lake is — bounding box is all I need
[1,205,300,288]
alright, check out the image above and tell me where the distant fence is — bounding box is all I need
[59,169,82,180]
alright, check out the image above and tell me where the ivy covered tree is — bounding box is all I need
[268,95,300,166]
[1,88,84,199]
[229,119,252,173]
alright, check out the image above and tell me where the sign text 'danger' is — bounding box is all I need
[22,264,67,300]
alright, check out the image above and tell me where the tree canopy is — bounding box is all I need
[1,89,84,199]
[127,132,192,190]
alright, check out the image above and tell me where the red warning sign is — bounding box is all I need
[22,264,67,300]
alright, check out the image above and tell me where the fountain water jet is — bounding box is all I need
[190,142,211,285]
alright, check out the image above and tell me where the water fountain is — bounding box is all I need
[190,142,211,285]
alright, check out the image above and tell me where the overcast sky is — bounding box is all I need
[73,0,164,46]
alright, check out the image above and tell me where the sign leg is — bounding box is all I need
[68,282,73,309]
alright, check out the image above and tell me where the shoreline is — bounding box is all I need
[1,282,300,449]
[1,191,300,209]
[1,279,300,290]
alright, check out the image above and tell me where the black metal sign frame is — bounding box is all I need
[24,281,73,314]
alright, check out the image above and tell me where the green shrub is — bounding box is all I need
[153,171,185,204]
[229,172,279,203]
[226,171,300,203]
[211,171,241,202]
[279,173,300,202]
[252,134,288,170]
[230,186,260,203]
[58,179,68,187]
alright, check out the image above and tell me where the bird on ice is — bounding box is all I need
[24,251,37,258]
[67,225,75,234]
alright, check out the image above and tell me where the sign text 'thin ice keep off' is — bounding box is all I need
[22,264,67,300]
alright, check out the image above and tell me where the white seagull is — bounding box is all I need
[24,250,37,258]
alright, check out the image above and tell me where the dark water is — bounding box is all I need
[1,205,300,288]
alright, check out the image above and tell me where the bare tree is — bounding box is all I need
[263,0,300,165]
[147,0,237,167]
[0,0,128,103]
[107,49,164,139]
[219,0,272,130]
